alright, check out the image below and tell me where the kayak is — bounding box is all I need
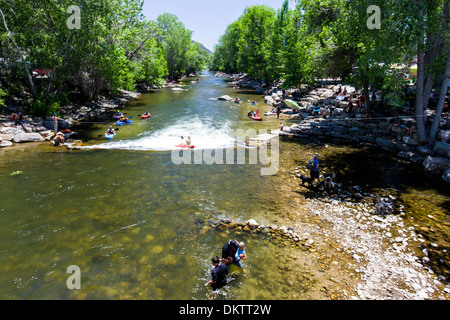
[113,114,123,119]
[116,119,133,125]
[250,116,262,121]
[141,114,151,119]
[175,144,195,149]
[105,132,116,139]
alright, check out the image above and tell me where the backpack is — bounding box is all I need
[307,159,314,170]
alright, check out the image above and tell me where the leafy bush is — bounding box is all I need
[29,93,61,117]
[0,88,7,108]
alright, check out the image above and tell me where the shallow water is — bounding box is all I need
[0,71,448,299]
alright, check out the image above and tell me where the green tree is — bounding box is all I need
[236,5,276,82]
[156,13,194,80]
[211,21,242,73]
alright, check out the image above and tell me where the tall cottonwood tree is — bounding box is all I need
[0,0,209,113]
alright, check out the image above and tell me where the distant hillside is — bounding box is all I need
[193,40,212,53]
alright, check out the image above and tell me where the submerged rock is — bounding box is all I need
[374,199,395,215]
[217,95,232,101]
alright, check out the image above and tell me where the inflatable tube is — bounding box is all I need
[141,114,151,119]
[105,133,116,139]
[175,144,195,149]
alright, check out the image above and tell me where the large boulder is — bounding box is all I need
[0,140,13,148]
[12,132,44,143]
[264,95,276,106]
[376,137,396,152]
[397,151,424,163]
[442,168,450,183]
[402,136,418,146]
[43,117,71,130]
[437,130,450,143]
[422,156,450,175]
[433,141,450,158]
[0,126,24,135]
[416,146,433,156]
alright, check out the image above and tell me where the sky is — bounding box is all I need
[142,0,291,52]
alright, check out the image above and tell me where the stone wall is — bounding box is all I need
[275,84,450,183]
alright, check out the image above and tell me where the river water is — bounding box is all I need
[0,71,448,299]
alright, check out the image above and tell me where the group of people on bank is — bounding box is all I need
[205,239,246,291]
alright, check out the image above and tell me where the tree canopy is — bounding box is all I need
[211,0,449,145]
[0,0,211,115]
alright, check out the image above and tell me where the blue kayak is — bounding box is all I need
[116,120,133,125]
[105,132,116,139]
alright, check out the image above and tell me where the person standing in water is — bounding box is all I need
[220,240,239,270]
[234,242,247,268]
[52,112,58,133]
[310,153,320,186]
[205,256,228,291]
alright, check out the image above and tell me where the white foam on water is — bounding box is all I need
[89,117,237,151]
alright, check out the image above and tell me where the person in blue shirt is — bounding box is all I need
[234,242,247,268]
[310,153,320,186]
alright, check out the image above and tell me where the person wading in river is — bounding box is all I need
[205,256,228,291]
[220,240,239,271]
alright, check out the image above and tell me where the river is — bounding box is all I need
[0,71,448,299]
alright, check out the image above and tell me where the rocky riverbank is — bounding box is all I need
[194,176,450,299]
[214,71,450,183]
[0,89,140,148]
[0,74,204,149]
[277,84,450,184]
[277,161,450,299]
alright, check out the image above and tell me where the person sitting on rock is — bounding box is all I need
[345,101,353,113]
[15,112,23,126]
[52,132,65,146]
[10,111,17,122]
